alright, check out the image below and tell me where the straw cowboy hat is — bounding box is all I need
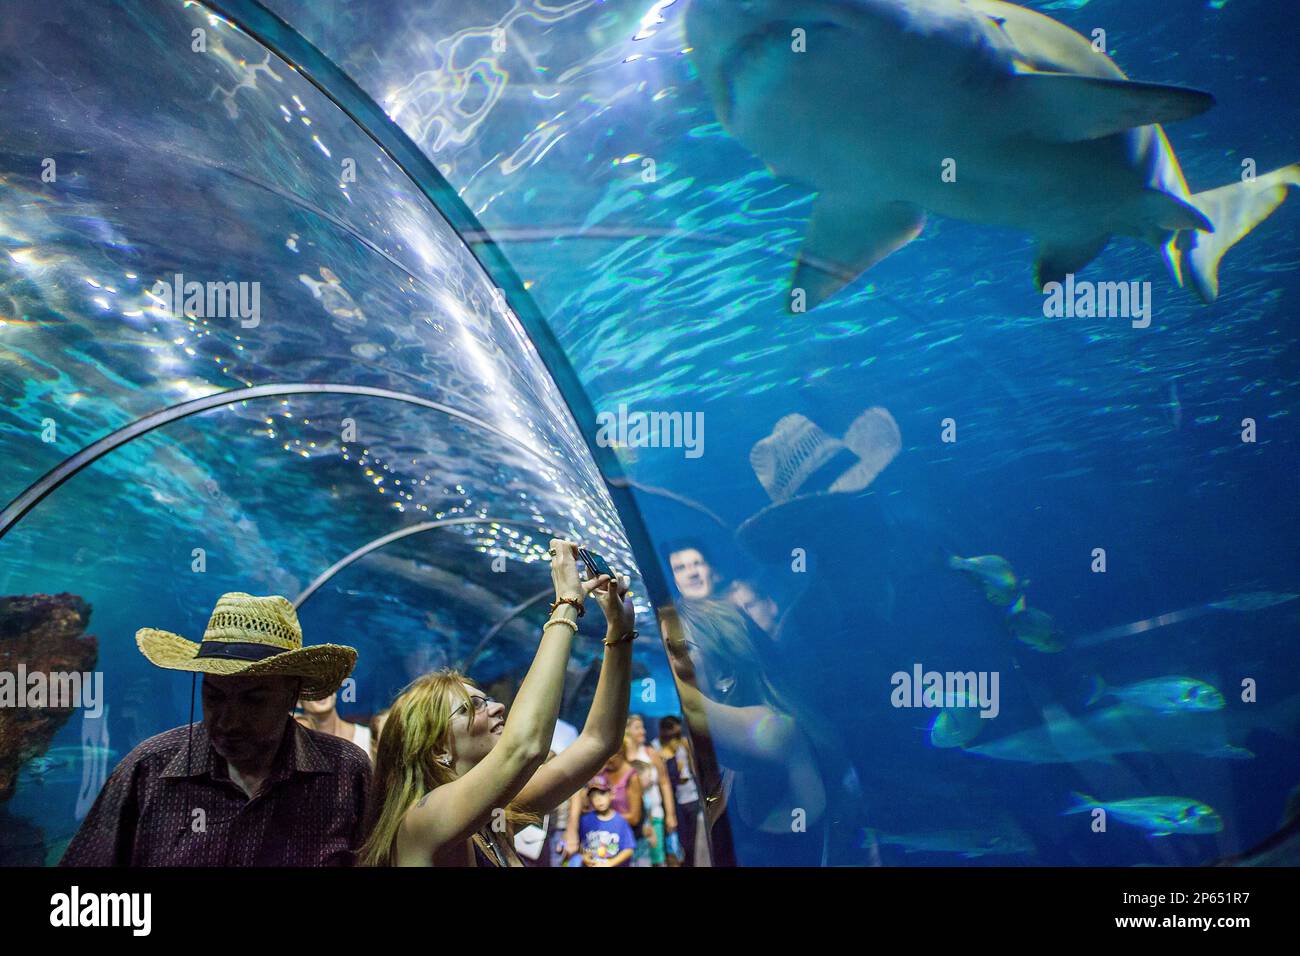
[736,407,902,561]
[136,592,356,700]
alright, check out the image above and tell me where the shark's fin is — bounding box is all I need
[1035,234,1110,288]
[1011,72,1215,142]
[1174,164,1300,302]
[791,198,925,311]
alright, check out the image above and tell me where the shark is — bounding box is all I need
[965,703,1253,764]
[686,0,1300,308]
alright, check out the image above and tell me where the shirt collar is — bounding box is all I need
[162,718,334,780]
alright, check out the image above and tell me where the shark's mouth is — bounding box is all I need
[715,19,844,125]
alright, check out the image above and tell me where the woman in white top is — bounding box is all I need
[298,692,372,760]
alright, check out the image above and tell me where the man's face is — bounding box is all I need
[202,675,297,767]
[670,548,715,600]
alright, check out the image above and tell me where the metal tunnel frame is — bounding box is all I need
[292,515,541,609]
[292,521,555,673]
[0,382,554,540]
[459,588,554,672]
[0,384,583,681]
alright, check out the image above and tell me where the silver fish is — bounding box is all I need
[1086,676,1225,713]
[1065,792,1223,836]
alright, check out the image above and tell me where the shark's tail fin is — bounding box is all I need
[1174,164,1300,302]
[1064,791,1098,816]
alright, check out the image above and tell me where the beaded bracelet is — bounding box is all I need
[544,617,579,635]
[549,596,584,618]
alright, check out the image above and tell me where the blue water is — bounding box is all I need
[1,0,1297,865]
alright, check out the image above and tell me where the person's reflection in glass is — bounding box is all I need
[726,578,781,637]
[669,598,827,866]
[665,539,720,600]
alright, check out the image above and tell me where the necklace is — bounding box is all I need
[479,827,508,867]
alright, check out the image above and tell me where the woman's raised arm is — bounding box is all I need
[515,573,636,814]
[399,539,602,859]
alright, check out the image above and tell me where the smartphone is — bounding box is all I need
[578,547,615,582]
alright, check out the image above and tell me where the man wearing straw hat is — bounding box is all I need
[61,593,371,866]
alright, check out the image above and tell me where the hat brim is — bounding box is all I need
[736,489,886,564]
[135,628,356,701]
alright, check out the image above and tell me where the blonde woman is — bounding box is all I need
[361,539,636,867]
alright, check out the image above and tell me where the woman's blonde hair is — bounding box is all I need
[676,598,791,712]
[675,597,844,780]
[359,668,533,866]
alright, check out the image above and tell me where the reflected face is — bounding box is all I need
[447,682,506,768]
[202,674,298,767]
[684,639,736,701]
[300,692,336,716]
[670,548,716,600]
[728,582,779,633]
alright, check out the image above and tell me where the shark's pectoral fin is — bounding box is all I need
[1035,234,1110,288]
[1010,72,1215,142]
[791,198,925,311]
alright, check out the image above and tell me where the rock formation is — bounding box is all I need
[0,593,99,804]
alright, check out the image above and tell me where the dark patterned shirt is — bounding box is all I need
[60,719,370,866]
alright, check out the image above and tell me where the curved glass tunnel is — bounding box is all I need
[1,0,1299,866]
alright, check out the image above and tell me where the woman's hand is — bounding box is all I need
[592,573,635,636]
[549,538,602,605]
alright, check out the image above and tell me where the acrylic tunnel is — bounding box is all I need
[0,0,1298,869]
